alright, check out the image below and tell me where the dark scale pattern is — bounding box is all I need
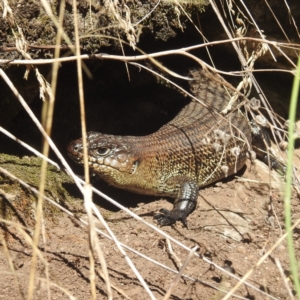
[68,69,252,226]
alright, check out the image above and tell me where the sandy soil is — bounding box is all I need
[0,60,299,299]
[1,148,299,299]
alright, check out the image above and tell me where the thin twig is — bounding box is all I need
[274,258,294,300]
[0,126,60,170]
[163,246,198,300]
[0,166,250,300]
[0,67,84,194]
[0,37,298,68]
[0,236,25,299]
[221,217,300,300]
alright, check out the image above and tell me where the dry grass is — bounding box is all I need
[0,0,299,299]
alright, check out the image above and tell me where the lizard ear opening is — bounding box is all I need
[130,160,139,174]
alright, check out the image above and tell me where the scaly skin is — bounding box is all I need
[68,69,252,226]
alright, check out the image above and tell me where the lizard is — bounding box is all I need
[67,68,271,226]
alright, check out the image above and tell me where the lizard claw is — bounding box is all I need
[154,208,188,227]
[154,209,174,226]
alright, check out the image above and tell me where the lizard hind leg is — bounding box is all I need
[154,179,198,227]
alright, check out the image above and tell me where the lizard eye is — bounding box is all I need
[96,147,110,156]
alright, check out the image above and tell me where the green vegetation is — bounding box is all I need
[0,154,79,223]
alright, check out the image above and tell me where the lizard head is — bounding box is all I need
[67,132,140,179]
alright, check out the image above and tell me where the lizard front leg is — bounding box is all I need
[154,178,198,227]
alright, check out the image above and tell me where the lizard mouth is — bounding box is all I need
[91,160,139,174]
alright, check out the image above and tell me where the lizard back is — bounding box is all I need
[123,69,252,194]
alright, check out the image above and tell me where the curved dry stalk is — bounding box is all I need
[221,217,300,300]
[0,166,261,300]
[90,200,156,300]
[274,258,294,300]
[1,1,298,299]
[1,37,299,67]
[89,182,279,300]
[0,68,84,194]
[0,236,25,299]
[133,0,161,26]
[0,217,50,288]
[0,126,60,170]
[37,278,76,300]
[163,245,198,300]
[0,64,285,300]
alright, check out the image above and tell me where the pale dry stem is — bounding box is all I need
[0,166,267,300]
[166,238,183,269]
[0,235,25,299]
[1,0,299,299]
[274,258,294,300]
[221,216,300,300]
[163,245,198,300]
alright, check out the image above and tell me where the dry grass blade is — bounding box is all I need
[8,25,55,299]
[37,278,76,300]
[0,126,60,169]
[90,201,156,300]
[84,183,113,299]
[0,164,251,300]
[163,245,198,300]
[1,1,299,298]
[0,235,25,299]
[166,238,183,269]
[0,217,50,293]
[0,68,84,193]
[72,2,103,298]
[263,0,294,52]
[89,181,279,300]
[274,258,294,300]
[221,216,300,300]
[1,37,299,69]
[85,186,98,300]
[282,0,300,38]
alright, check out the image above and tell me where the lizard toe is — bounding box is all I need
[154,209,174,226]
[154,208,188,227]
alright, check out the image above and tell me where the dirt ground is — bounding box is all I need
[1,0,300,298]
[0,58,298,299]
[0,147,299,299]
